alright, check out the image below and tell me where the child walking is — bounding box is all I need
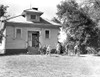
[46,45,51,55]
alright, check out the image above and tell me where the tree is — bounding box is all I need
[56,0,99,54]
[0,5,8,18]
[81,0,100,22]
[0,5,8,43]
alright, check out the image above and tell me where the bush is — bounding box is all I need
[86,47,97,54]
[95,48,100,56]
[39,46,47,54]
[51,49,56,54]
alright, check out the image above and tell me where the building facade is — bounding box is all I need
[0,8,61,54]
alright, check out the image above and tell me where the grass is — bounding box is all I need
[0,54,100,77]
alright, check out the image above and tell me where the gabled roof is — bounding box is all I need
[7,16,33,24]
[35,17,60,26]
[5,8,61,28]
[7,16,61,27]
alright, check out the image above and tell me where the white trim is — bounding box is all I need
[15,27,22,39]
[27,30,41,47]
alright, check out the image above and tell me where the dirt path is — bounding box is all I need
[0,54,100,77]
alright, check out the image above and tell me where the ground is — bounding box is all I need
[0,54,100,77]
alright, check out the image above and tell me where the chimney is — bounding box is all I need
[32,8,38,10]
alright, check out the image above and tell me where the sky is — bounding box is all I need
[0,0,82,20]
[0,0,63,20]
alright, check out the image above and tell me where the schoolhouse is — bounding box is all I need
[0,8,61,54]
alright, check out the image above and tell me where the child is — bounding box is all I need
[56,42,61,54]
[46,45,51,55]
[74,45,80,56]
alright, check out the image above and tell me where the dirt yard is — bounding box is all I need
[0,54,100,77]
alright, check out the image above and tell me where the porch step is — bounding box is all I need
[27,47,40,54]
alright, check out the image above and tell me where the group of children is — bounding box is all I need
[39,42,62,55]
[46,43,62,55]
[40,41,80,56]
[65,42,80,56]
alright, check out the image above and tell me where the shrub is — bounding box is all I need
[51,49,56,54]
[39,46,47,54]
[86,47,97,54]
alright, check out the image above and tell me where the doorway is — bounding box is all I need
[32,31,39,47]
[27,31,40,54]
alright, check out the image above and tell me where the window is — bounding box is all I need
[16,28,21,39]
[45,30,49,39]
[0,34,3,43]
[31,15,36,19]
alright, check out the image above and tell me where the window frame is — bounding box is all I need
[30,15,37,20]
[15,28,22,39]
[45,29,50,39]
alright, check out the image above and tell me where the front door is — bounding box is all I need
[27,31,40,54]
[32,31,39,48]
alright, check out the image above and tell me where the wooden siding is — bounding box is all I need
[5,23,59,50]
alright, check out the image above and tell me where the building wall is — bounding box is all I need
[40,28,58,49]
[5,24,59,50]
[5,26,27,49]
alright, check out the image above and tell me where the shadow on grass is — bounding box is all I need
[79,55,86,57]
[61,54,87,57]
[0,53,44,57]
[0,53,28,57]
[93,54,100,57]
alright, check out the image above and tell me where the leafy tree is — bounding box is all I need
[81,0,100,22]
[0,5,8,18]
[56,0,100,54]
[0,5,8,43]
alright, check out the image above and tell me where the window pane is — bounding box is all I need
[31,15,36,19]
[16,29,21,38]
[45,30,49,38]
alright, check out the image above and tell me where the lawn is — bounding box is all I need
[0,54,100,77]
